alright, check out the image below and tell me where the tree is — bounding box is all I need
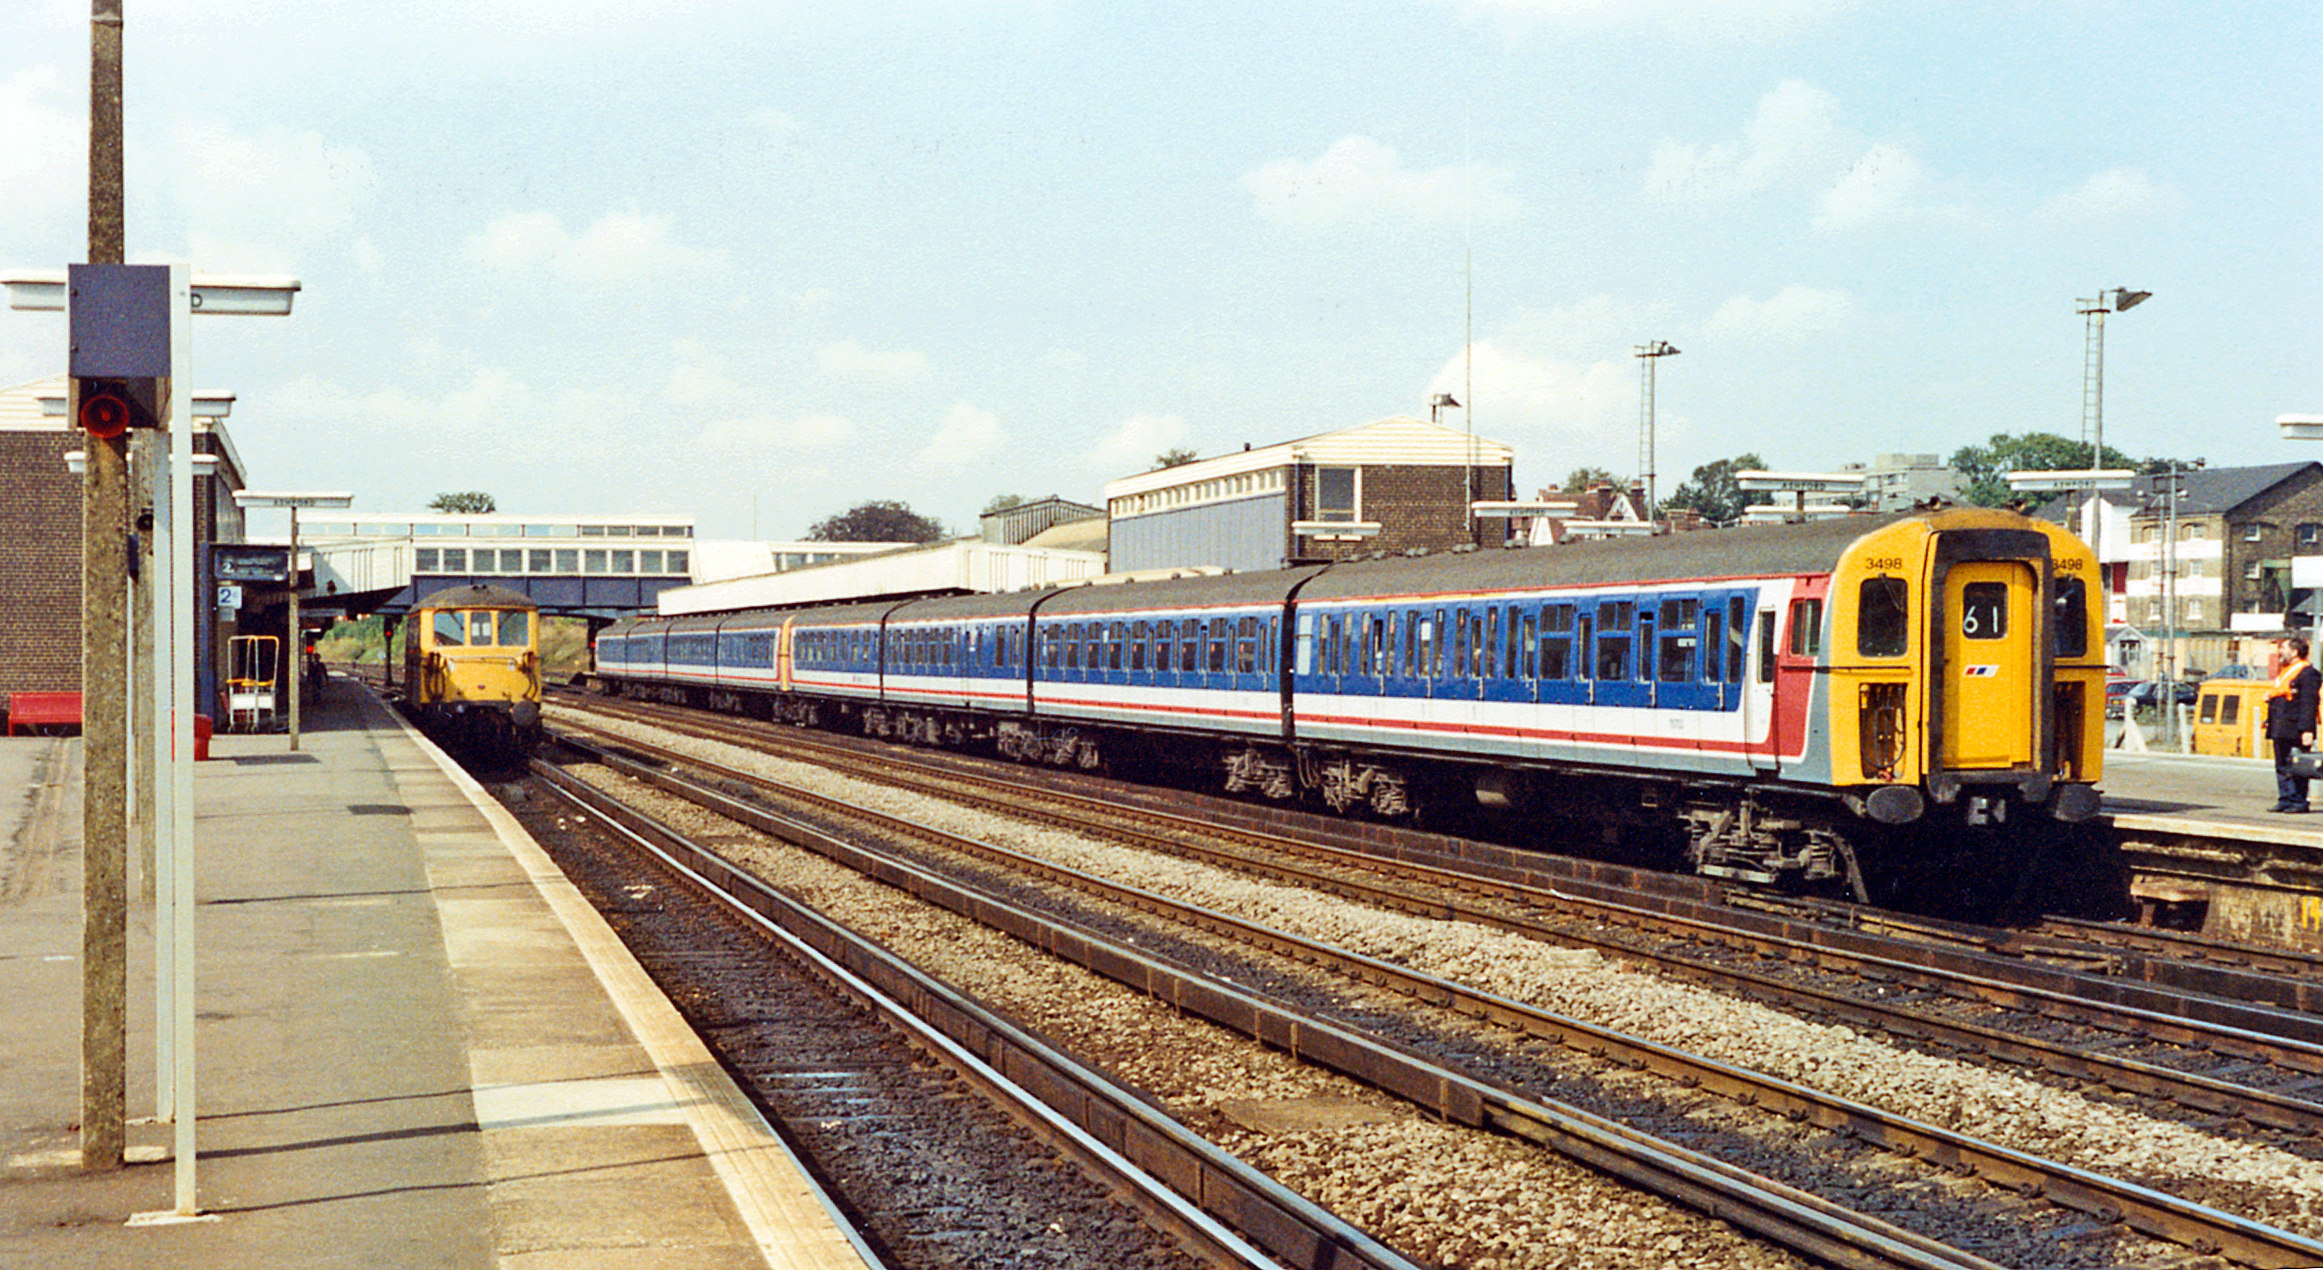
[428,490,496,514]
[807,500,947,543]
[1560,466,1623,493]
[1661,453,1765,525]
[982,493,1028,514]
[1153,447,1200,470]
[1946,433,2139,507]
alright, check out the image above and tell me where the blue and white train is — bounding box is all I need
[595,507,2107,898]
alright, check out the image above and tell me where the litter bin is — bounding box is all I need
[193,714,213,761]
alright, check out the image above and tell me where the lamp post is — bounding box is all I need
[2076,287,2150,581]
[232,492,353,752]
[9,273,295,1216]
[1634,341,1679,519]
[2150,460,2203,751]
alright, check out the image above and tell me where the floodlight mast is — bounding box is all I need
[2076,287,2151,592]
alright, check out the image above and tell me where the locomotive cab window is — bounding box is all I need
[2053,577,2090,658]
[497,611,529,646]
[1857,577,1909,657]
[1961,582,2007,639]
[434,611,466,646]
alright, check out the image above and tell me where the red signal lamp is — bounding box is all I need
[79,391,134,439]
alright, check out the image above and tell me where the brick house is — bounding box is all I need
[2047,461,2323,673]
[0,376,249,720]
[1102,416,1516,574]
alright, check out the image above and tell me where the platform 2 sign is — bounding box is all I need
[213,543,291,584]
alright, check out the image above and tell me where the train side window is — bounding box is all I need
[1757,609,1776,680]
[1403,610,1420,676]
[1128,620,1148,672]
[1451,610,1469,680]
[1857,577,1909,657]
[2053,577,2090,658]
[1109,622,1125,671]
[434,611,466,646]
[1207,620,1227,673]
[1576,614,1595,679]
[1237,616,1259,674]
[1961,584,2006,639]
[1656,603,1696,681]
[1181,619,1200,672]
[1596,624,1631,680]
[1728,599,1749,680]
[1538,603,1571,680]
[1787,599,1824,656]
[1702,611,1723,683]
[1431,609,1448,678]
[1520,611,1538,679]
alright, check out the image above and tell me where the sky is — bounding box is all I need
[2,0,2317,542]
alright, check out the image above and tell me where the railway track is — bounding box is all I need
[517,756,1403,1270]
[551,693,2323,1148]
[541,708,2323,1268]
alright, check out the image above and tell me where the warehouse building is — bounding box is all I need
[1102,416,1517,574]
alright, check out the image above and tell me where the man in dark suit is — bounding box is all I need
[2266,635,2320,813]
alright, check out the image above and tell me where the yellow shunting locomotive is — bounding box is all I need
[396,582,543,758]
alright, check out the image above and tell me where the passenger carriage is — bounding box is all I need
[592,505,2102,899]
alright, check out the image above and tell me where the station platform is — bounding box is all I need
[0,683,873,1270]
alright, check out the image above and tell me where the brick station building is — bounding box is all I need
[0,375,249,726]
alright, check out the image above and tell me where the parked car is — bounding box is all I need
[2125,677,2201,710]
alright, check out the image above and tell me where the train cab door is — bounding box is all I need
[1742,604,1779,771]
[1938,560,2039,770]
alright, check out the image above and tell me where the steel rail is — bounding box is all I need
[557,729,2323,1270]
[526,757,1417,1270]
[557,693,2321,1043]
[547,736,2015,1270]
[552,704,2323,1134]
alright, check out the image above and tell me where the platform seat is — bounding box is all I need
[5,691,83,736]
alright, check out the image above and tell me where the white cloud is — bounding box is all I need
[668,341,856,451]
[817,340,931,383]
[0,66,87,243]
[1090,413,1189,473]
[1813,141,1931,231]
[1646,79,1851,203]
[918,401,1004,464]
[1706,285,1857,343]
[163,122,381,272]
[2043,166,2168,221]
[464,208,723,285]
[269,367,533,453]
[1245,135,1520,231]
[1428,340,1632,452]
[693,411,857,453]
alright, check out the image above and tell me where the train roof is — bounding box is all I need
[1299,512,1918,602]
[1034,566,1329,617]
[414,582,537,611]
